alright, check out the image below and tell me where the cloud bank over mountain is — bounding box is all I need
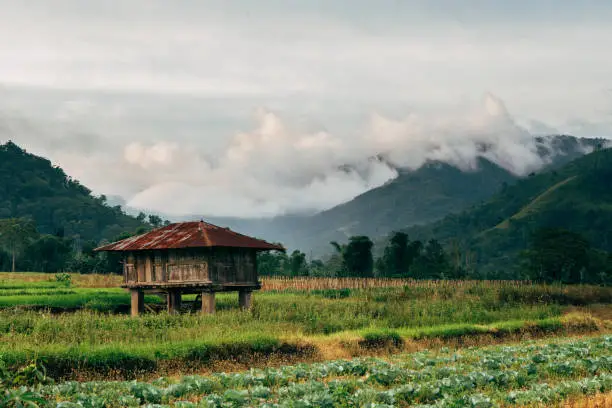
[122,94,567,217]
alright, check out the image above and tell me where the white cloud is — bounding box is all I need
[363,94,545,174]
[1,1,612,217]
[120,94,552,217]
[124,142,180,168]
[123,108,397,216]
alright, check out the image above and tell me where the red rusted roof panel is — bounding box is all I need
[94,221,284,252]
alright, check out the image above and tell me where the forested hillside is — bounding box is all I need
[0,141,161,272]
[287,158,518,252]
[214,135,604,255]
[403,146,612,278]
[0,141,144,241]
[308,135,604,246]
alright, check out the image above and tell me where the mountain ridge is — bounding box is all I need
[400,145,612,277]
[179,135,607,255]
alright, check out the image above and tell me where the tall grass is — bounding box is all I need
[0,297,561,345]
[1,273,610,379]
[2,272,610,302]
[0,283,575,351]
[0,272,123,288]
[260,277,535,291]
[0,288,164,312]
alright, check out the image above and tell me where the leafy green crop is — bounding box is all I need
[3,335,611,407]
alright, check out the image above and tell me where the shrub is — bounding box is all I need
[54,273,72,286]
[359,330,403,349]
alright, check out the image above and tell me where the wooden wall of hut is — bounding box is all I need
[123,248,257,285]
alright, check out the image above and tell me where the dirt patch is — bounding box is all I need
[513,392,612,408]
[565,304,612,322]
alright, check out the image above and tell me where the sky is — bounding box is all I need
[1,0,611,218]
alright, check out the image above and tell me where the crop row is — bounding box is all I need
[3,273,612,302]
[15,335,610,407]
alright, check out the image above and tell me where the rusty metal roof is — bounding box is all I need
[94,221,285,252]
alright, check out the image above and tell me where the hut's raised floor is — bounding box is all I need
[121,281,261,292]
[123,281,260,316]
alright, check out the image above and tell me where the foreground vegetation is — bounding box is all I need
[1,273,611,382]
[4,334,612,407]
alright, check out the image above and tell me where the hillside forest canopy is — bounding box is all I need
[0,140,611,284]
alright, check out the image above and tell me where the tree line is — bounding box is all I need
[1,216,610,284]
[258,229,612,284]
[0,215,169,274]
[257,234,468,280]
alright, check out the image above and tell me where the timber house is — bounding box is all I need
[95,220,284,316]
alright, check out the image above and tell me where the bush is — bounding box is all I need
[54,273,72,286]
[0,359,52,387]
[311,288,352,299]
[359,330,403,349]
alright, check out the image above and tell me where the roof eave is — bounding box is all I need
[94,244,286,252]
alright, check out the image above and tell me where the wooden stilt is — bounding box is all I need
[202,292,215,314]
[130,289,144,317]
[167,291,182,314]
[175,291,182,311]
[238,290,252,310]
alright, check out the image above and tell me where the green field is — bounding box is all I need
[1,273,612,407]
[6,335,612,407]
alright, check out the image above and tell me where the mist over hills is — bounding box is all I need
[105,93,605,220]
[401,144,612,277]
[177,135,606,256]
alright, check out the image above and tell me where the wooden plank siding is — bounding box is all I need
[123,248,258,287]
[145,256,153,282]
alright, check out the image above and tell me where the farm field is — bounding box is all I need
[1,272,612,407]
[5,334,612,407]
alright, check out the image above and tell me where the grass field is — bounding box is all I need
[1,272,612,407]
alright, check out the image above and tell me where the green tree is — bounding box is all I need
[288,250,308,276]
[586,249,612,285]
[408,240,424,267]
[412,239,452,279]
[329,241,346,276]
[22,235,72,272]
[378,231,409,277]
[148,215,163,228]
[378,232,423,277]
[0,218,38,272]
[309,259,326,276]
[0,141,147,243]
[257,250,287,276]
[339,236,374,277]
[524,227,591,283]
